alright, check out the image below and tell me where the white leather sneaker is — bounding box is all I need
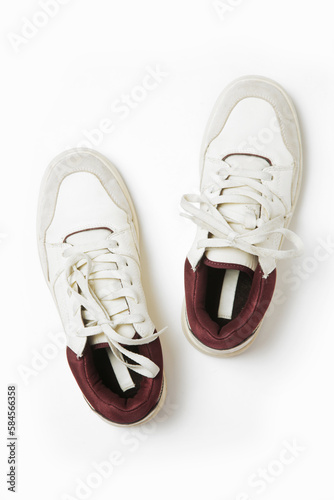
[181,76,303,356]
[37,149,166,425]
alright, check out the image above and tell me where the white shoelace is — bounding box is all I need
[63,239,166,380]
[181,158,303,275]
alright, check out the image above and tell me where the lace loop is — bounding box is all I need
[181,159,303,276]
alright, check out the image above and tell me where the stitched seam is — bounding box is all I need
[204,259,253,273]
[44,168,128,235]
[203,94,295,164]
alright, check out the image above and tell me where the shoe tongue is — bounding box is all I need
[205,154,270,271]
[65,228,135,345]
[66,228,138,393]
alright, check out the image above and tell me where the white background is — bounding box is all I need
[1,1,334,499]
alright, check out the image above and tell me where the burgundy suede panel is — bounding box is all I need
[184,258,276,350]
[66,338,163,425]
[91,342,109,350]
[204,258,254,277]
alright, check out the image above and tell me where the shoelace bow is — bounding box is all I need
[181,159,303,274]
[63,239,166,378]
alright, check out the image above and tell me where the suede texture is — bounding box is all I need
[184,257,276,350]
[66,338,163,425]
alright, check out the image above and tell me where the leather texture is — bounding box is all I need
[38,150,156,356]
[37,149,163,425]
[187,76,301,271]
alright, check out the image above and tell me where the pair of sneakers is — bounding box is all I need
[37,76,303,426]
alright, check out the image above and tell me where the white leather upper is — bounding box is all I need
[46,172,130,243]
[204,97,294,167]
[186,77,302,272]
[37,150,156,359]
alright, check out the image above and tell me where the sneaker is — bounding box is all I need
[181,76,303,356]
[37,149,166,425]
